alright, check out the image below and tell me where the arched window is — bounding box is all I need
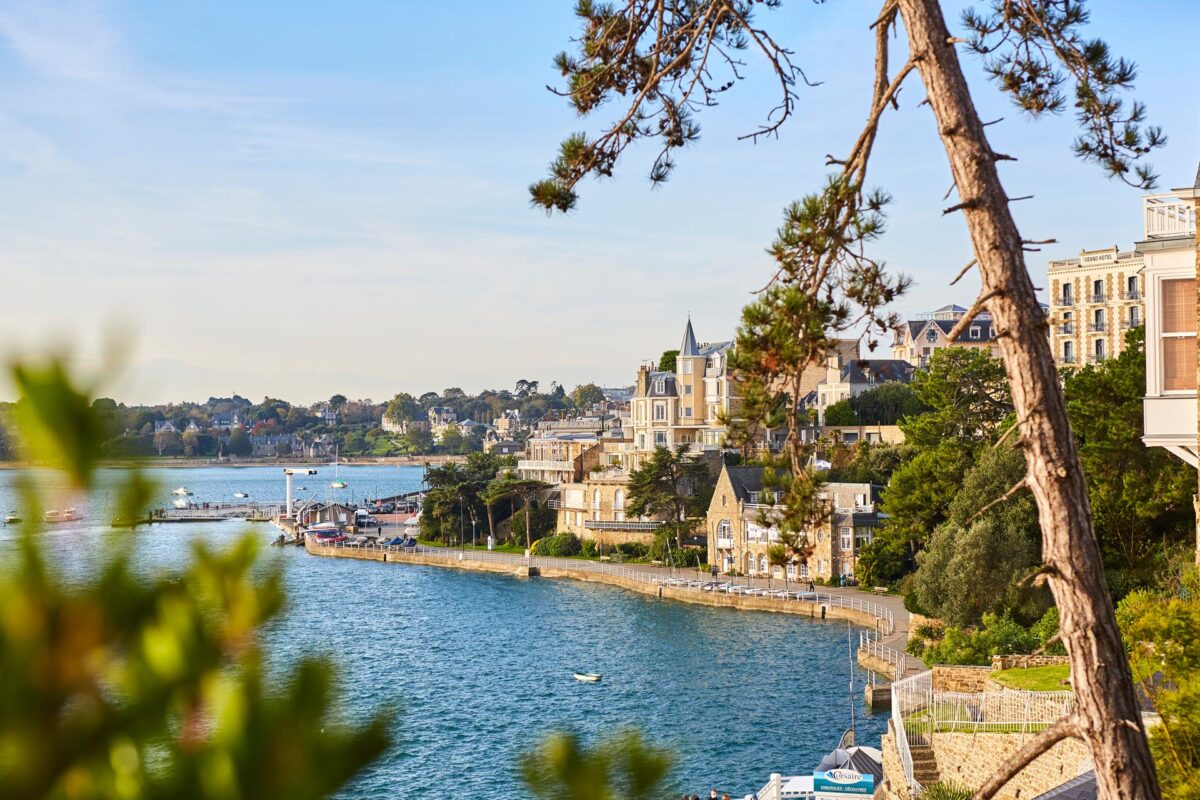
[925,328,938,343]
[759,554,768,574]
[614,489,624,510]
[592,490,601,510]
[746,553,756,574]
[717,519,732,538]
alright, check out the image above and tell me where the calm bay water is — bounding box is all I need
[0,465,885,798]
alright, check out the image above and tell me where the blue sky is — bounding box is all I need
[0,0,1196,404]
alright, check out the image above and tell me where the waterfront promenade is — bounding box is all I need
[302,535,911,646]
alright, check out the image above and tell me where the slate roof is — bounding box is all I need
[646,371,678,397]
[725,466,767,502]
[1031,772,1096,800]
[680,318,700,356]
[901,316,997,344]
[698,340,733,357]
[841,359,916,385]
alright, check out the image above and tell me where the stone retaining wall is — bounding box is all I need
[930,732,1091,800]
[931,665,992,693]
[991,654,1071,671]
[858,649,898,677]
[305,540,881,628]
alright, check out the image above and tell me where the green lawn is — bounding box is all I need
[990,665,1071,692]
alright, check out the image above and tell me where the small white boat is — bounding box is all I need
[173,498,190,509]
[172,487,192,496]
[3,513,20,525]
[573,672,602,683]
[234,492,249,499]
[43,508,84,523]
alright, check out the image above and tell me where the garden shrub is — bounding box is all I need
[531,533,582,557]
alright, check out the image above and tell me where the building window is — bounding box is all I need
[614,489,624,510]
[682,360,692,375]
[746,553,756,574]
[592,490,600,510]
[840,527,852,551]
[1129,306,1140,326]
[1093,308,1104,330]
[925,329,937,343]
[1062,283,1073,304]
[654,431,667,446]
[1127,275,1139,297]
[682,407,692,418]
[653,379,665,393]
[759,554,768,574]
[1092,279,1104,301]
[969,326,980,340]
[799,563,809,579]
[654,403,666,421]
[637,433,646,450]
[683,385,693,395]
[1162,278,1197,391]
[721,493,726,508]
[1063,341,1074,363]
[1094,338,1105,361]
[816,531,825,543]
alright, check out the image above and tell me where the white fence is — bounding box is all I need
[890,670,1076,795]
[307,539,894,634]
[892,670,934,795]
[859,630,906,681]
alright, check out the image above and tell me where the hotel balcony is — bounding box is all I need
[1122,319,1142,329]
[1056,296,1075,306]
[1060,355,1076,364]
[546,499,581,510]
[583,519,664,532]
[1121,289,1141,300]
[1088,321,1106,332]
[1088,293,1107,304]
[716,537,735,549]
[1058,323,1075,334]
[834,504,876,514]
[1144,194,1197,239]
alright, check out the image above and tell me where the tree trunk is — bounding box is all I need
[486,502,496,543]
[894,2,1160,798]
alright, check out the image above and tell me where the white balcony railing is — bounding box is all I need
[716,537,735,549]
[583,519,664,531]
[1144,194,1196,239]
[517,459,574,472]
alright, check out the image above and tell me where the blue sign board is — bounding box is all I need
[813,769,875,797]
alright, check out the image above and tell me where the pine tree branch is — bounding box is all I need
[970,716,1082,800]
[947,289,1002,342]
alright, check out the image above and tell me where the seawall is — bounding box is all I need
[304,538,890,630]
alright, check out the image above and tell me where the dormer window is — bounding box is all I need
[925,329,938,343]
[969,326,981,340]
[653,379,665,394]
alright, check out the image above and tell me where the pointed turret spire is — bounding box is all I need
[680,316,699,357]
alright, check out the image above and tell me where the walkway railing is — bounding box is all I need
[891,669,1076,796]
[892,670,934,796]
[859,630,906,681]
[306,539,895,634]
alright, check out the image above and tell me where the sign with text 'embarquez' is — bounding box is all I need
[813,769,875,798]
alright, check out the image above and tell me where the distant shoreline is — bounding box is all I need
[0,455,465,471]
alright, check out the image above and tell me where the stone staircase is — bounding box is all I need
[910,747,940,787]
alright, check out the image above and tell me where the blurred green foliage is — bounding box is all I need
[520,730,672,800]
[0,356,391,799]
